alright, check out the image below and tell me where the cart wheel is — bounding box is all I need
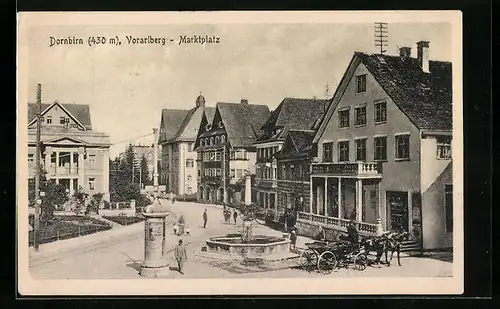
[318,251,338,275]
[354,253,368,271]
[299,249,318,271]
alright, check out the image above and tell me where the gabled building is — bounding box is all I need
[299,41,453,250]
[158,95,215,198]
[253,98,327,214]
[28,101,111,200]
[194,99,270,205]
[272,130,317,226]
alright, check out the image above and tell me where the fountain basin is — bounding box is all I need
[206,234,291,258]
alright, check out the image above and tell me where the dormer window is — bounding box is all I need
[215,136,220,145]
[221,135,226,144]
[205,124,211,131]
[218,121,223,128]
[46,116,52,124]
[200,139,205,147]
[205,138,209,146]
[210,137,214,146]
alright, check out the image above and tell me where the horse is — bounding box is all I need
[381,231,410,266]
[359,235,387,268]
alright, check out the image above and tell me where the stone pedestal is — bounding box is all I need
[140,200,170,277]
[245,174,252,206]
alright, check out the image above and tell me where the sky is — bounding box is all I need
[23,22,452,158]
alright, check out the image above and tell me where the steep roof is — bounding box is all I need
[204,107,216,124]
[358,52,452,130]
[217,102,270,148]
[159,109,190,143]
[275,130,315,160]
[28,103,92,130]
[261,97,329,130]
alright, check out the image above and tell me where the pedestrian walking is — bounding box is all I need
[174,239,187,274]
[233,210,238,225]
[173,222,178,235]
[203,209,208,228]
[178,214,185,235]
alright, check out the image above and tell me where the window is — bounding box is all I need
[216,168,221,176]
[28,154,34,167]
[236,169,242,179]
[187,187,192,194]
[230,169,235,178]
[354,106,367,126]
[197,169,201,177]
[445,184,453,233]
[210,137,214,146]
[355,139,367,161]
[230,150,235,159]
[215,136,220,145]
[88,154,96,169]
[374,136,387,161]
[200,139,204,147]
[203,152,209,162]
[187,175,192,181]
[339,109,350,128]
[221,135,226,144]
[437,136,452,159]
[88,178,95,191]
[323,142,333,162]
[356,74,367,93]
[215,152,221,161]
[46,116,52,124]
[338,141,350,162]
[60,117,66,124]
[395,134,410,160]
[204,169,209,176]
[188,142,193,151]
[186,159,194,167]
[374,101,387,123]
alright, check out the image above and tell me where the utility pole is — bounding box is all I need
[153,128,159,197]
[34,83,42,251]
[222,143,226,205]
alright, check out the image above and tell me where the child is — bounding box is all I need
[290,229,297,250]
[173,222,178,236]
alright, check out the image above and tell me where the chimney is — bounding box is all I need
[399,46,411,59]
[417,41,430,73]
[241,98,248,105]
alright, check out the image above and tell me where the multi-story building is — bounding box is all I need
[28,101,111,200]
[297,42,453,250]
[118,143,160,183]
[273,130,317,226]
[194,99,270,205]
[253,97,327,218]
[158,95,215,198]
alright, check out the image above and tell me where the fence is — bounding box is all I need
[28,223,112,247]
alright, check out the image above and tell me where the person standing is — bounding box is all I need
[178,215,185,235]
[174,239,187,274]
[290,229,297,250]
[203,209,208,228]
[233,209,238,225]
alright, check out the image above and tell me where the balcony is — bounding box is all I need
[311,162,382,178]
[47,163,80,177]
[256,157,274,164]
[297,212,380,236]
[255,178,277,189]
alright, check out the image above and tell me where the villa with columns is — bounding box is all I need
[28,101,111,201]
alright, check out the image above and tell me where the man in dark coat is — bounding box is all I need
[347,219,359,244]
[174,239,187,274]
[203,209,208,228]
[233,210,238,225]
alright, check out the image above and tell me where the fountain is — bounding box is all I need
[202,174,295,261]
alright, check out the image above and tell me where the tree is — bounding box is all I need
[139,154,150,186]
[73,186,89,215]
[88,192,104,215]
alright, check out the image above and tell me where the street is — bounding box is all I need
[29,200,453,279]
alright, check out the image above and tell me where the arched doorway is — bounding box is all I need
[204,186,210,202]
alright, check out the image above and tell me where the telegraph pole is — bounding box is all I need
[153,128,159,197]
[34,83,42,251]
[374,22,388,55]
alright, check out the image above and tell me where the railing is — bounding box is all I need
[47,164,80,176]
[297,212,379,235]
[311,162,382,176]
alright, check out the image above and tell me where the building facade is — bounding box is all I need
[254,97,327,221]
[28,101,111,200]
[195,99,270,205]
[273,130,316,226]
[158,95,215,198]
[297,42,453,250]
[118,144,160,183]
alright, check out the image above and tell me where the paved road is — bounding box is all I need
[29,200,453,279]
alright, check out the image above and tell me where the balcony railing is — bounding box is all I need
[47,163,80,176]
[297,212,379,235]
[311,162,382,177]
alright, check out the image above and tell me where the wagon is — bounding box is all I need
[299,240,368,274]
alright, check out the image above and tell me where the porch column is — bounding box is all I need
[338,178,343,219]
[309,176,313,213]
[78,147,85,193]
[102,149,110,201]
[324,177,328,217]
[69,150,74,175]
[69,178,74,196]
[45,147,52,179]
[356,179,363,222]
[316,184,321,215]
[55,150,60,174]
